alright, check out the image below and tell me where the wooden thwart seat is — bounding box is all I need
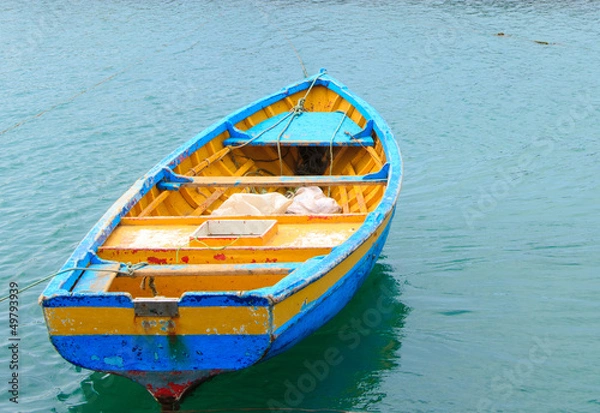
[222,114,375,147]
[122,262,298,277]
[157,163,390,190]
[120,213,367,226]
[71,262,301,296]
[180,174,386,188]
[97,246,332,265]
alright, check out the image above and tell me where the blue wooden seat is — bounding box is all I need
[223,112,375,147]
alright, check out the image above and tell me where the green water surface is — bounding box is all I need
[1,1,599,412]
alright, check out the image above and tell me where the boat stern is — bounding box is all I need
[41,291,273,405]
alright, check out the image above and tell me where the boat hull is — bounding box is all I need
[265,210,394,359]
[40,71,403,408]
[43,211,395,404]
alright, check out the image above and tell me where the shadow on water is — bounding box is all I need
[63,261,409,413]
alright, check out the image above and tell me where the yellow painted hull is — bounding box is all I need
[40,71,402,408]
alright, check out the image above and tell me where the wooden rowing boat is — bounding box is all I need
[39,70,403,409]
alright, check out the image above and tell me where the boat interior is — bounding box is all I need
[72,85,389,299]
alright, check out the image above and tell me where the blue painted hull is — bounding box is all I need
[40,70,403,408]
[51,334,271,372]
[265,213,394,359]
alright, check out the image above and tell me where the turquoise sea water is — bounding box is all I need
[1,1,599,412]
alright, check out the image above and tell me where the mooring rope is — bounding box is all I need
[249,2,309,78]
[0,262,147,302]
[274,71,327,174]
[228,111,296,150]
[0,13,222,138]
[0,72,123,137]
[275,112,301,175]
[225,71,326,176]
[326,108,351,196]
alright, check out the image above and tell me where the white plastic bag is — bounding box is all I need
[286,186,342,215]
[211,192,293,216]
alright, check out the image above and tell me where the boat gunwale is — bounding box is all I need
[39,70,402,306]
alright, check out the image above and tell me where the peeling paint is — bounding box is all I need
[103,356,124,368]
[147,256,168,265]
